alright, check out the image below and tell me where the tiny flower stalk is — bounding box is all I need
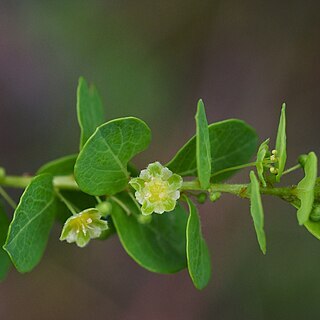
[129,162,183,215]
[60,208,109,247]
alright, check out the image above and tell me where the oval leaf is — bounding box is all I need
[75,117,151,196]
[275,104,287,182]
[0,205,11,281]
[37,154,77,176]
[4,174,56,273]
[256,139,270,187]
[185,197,211,289]
[167,119,258,182]
[195,99,211,189]
[111,193,187,274]
[249,171,267,254]
[296,152,318,225]
[77,77,105,149]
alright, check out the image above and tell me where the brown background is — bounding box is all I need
[1,1,320,319]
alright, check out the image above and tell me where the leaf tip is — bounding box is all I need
[196,99,205,114]
[78,75,86,83]
[298,217,306,226]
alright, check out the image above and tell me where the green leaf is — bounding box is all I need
[167,119,258,182]
[75,117,151,196]
[256,139,270,187]
[110,193,187,274]
[37,154,77,176]
[38,154,138,180]
[289,199,320,240]
[0,205,11,281]
[249,171,267,254]
[296,152,318,225]
[195,99,211,189]
[304,218,320,240]
[185,197,211,289]
[77,77,105,149]
[4,174,56,273]
[275,104,287,182]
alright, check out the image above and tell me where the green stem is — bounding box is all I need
[95,196,102,204]
[109,196,131,215]
[0,175,79,190]
[211,162,257,177]
[181,180,295,199]
[0,175,33,188]
[128,192,142,212]
[282,164,301,175]
[55,190,78,215]
[0,173,297,204]
[0,186,17,209]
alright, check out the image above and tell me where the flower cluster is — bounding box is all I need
[269,149,279,174]
[129,162,183,215]
[60,208,109,247]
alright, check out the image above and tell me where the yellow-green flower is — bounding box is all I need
[129,162,183,215]
[60,208,108,247]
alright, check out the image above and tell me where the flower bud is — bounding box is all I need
[96,201,112,217]
[209,191,221,202]
[197,193,207,204]
[298,154,308,167]
[310,204,320,222]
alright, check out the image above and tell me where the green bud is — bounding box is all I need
[310,204,320,222]
[197,193,207,204]
[137,214,153,224]
[209,191,221,202]
[96,201,112,217]
[298,154,308,167]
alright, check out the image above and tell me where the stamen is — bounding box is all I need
[270,155,277,162]
[270,167,278,174]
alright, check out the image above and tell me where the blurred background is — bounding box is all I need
[1,1,320,319]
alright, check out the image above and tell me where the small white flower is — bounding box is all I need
[129,162,183,215]
[60,208,108,247]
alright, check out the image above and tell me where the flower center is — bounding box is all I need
[146,177,168,202]
[69,212,92,231]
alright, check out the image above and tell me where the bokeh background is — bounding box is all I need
[1,1,320,319]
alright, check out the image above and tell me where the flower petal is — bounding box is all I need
[76,230,91,247]
[147,162,163,176]
[141,201,155,215]
[140,169,151,180]
[154,202,165,214]
[168,174,183,190]
[91,219,109,231]
[129,177,145,192]
[163,198,176,212]
[161,167,172,180]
